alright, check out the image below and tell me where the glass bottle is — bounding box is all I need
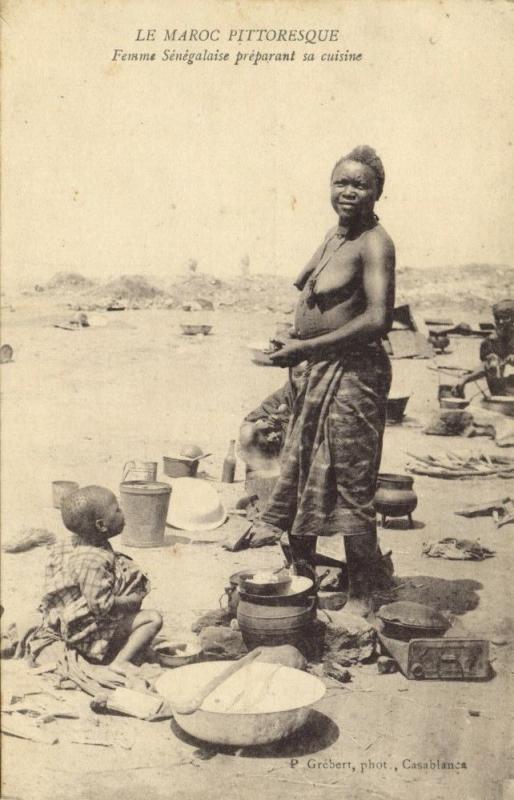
[221,439,236,483]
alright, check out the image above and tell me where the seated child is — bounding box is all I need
[32,485,162,667]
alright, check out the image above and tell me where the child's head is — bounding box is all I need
[61,485,125,541]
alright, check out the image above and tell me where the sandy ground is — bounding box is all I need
[1,302,513,800]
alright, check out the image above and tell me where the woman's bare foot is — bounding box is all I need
[344,596,373,618]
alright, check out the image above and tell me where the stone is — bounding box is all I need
[324,662,352,683]
[256,645,306,670]
[321,609,377,665]
[199,626,247,659]
[424,410,475,437]
[195,297,214,310]
[318,567,344,592]
[377,655,397,674]
[318,592,346,611]
[191,609,233,634]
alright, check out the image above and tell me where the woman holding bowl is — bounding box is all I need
[256,145,395,617]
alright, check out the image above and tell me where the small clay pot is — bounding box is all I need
[386,396,410,424]
[374,474,417,528]
[222,569,255,616]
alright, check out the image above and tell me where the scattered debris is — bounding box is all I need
[318,567,343,592]
[323,662,352,683]
[1,713,59,744]
[73,312,89,327]
[455,497,513,524]
[424,410,489,438]
[453,497,510,518]
[425,318,454,327]
[198,626,247,659]
[318,592,346,610]
[422,538,495,561]
[191,608,233,634]
[70,735,113,747]
[386,330,433,359]
[91,687,172,721]
[391,304,418,332]
[0,344,14,363]
[407,451,514,478]
[53,322,81,331]
[222,520,282,551]
[321,609,377,666]
[377,656,398,674]
[2,527,56,554]
[442,322,491,337]
[180,323,212,336]
[493,500,514,528]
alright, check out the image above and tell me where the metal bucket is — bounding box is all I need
[163,456,199,478]
[119,481,171,548]
[122,460,158,482]
[237,584,316,655]
[52,480,79,509]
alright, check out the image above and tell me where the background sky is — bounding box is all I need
[2,0,513,289]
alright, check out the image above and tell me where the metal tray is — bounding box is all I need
[379,634,490,680]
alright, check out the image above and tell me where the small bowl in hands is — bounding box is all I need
[247,341,283,367]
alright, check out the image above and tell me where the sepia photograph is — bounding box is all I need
[1,2,513,799]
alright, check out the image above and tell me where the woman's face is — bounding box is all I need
[330,160,378,225]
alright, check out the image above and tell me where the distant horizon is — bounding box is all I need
[3,259,513,295]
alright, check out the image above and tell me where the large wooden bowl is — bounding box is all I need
[155,660,325,746]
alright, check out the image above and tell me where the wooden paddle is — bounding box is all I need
[172,647,263,715]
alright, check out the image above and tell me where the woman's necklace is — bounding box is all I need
[304,214,378,310]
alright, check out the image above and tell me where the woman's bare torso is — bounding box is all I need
[295,225,388,340]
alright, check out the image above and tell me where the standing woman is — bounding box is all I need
[260,146,395,616]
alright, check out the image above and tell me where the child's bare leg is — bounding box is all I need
[111,610,162,667]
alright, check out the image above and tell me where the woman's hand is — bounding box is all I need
[269,341,307,367]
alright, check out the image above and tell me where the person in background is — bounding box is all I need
[238,364,306,471]
[454,299,514,398]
